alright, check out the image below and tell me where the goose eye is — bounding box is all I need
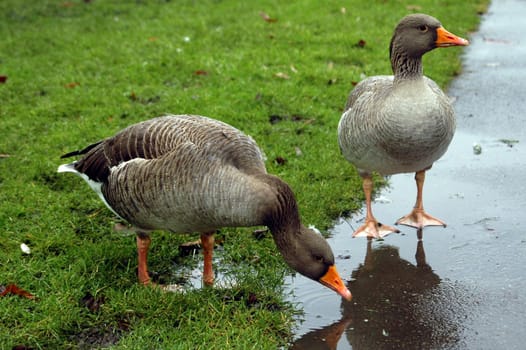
[313,255,324,263]
[418,25,428,32]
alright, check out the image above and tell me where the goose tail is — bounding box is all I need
[57,162,78,174]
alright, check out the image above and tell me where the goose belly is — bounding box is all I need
[340,89,455,175]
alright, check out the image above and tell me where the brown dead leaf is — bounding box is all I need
[0,284,35,300]
[259,12,278,23]
[194,70,208,76]
[356,39,367,48]
[64,82,80,88]
[274,156,287,166]
[0,75,7,83]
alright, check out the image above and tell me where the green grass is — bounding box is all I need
[0,0,486,348]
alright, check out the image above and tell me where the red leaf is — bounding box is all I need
[0,284,35,300]
[0,75,7,83]
[259,12,278,23]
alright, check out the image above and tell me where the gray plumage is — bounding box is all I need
[337,14,468,238]
[58,114,352,298]
[338,14,456,176]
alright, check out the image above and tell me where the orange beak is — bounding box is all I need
[319,265,352,301]
[435,26,469,47]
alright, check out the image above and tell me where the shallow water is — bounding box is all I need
[287,129,526,349]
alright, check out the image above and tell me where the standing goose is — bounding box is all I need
[58,114,352,300]
[338,14,469,238]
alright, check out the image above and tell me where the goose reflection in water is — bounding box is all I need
[292,232,467,349]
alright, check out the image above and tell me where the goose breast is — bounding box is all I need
[338,76,455,175]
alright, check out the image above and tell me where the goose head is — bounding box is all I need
[282,225,352,301]
[261,175,352,300]
[389,14,469,74]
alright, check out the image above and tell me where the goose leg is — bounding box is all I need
[200,232,215,286]
[353,175,400,239]
[396,170,446,228]
[136,232,152,285]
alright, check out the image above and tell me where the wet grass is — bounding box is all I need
[0,0,487,348]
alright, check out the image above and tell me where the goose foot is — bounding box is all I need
[353,219,400,239]
[396,208,446,229]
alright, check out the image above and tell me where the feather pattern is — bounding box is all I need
[58,114,352,298]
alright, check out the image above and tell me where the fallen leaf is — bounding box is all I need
[0,75,7,83]
[64,82,80,88]
[194,70,208,76]
[274,72,290,79]
[12,345,33,350]
[0,284,35,300]
[148,37,158,42]
[356,39,367,48]
[259,12,278,23]
[274,156,287,166]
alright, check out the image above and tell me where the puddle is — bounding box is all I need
[287,130,526,349]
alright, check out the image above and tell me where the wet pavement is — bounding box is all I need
[288,0,526,349]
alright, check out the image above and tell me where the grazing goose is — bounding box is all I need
[338,14,469,238]
[58,114,352,300]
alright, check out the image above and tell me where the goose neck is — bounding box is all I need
[390,43,424,82]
